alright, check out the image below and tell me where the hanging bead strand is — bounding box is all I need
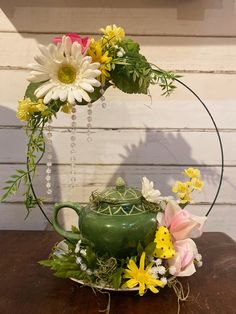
[87,102,93,142]
[100,85,107,108]
[45,120,53,195]
[70,105,77,187]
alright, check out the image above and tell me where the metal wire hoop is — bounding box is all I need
[28,79,224,222]
[175,78,224,217]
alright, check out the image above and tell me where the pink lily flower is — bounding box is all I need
[168,238,198,277]
[157,200,207,241]
[53,33,90,54]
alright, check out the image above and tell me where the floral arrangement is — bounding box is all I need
[0,25,209,312]
[40,168,206,299]
[0,24,179,212]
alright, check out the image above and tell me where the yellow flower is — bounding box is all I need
[154,226,176,259]
[190,177,204,191]
[61,103,73,114]
[34,100,48,112]
[172,181,193,204]
[88,40,112,85]
[100,24,125,45]
[172,181,190,197]
[16,98,48,121]
[179,193,192,204]
[182,168,201,179]
[122,252,164,296]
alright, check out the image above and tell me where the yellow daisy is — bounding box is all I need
[122,252,164,296]
[100,24,125,45]
[88,40,112,85]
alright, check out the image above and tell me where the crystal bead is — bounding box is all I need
[88,103,92,108]
[100,96,105,101]
[87,123,92,128]
[70,135,76,141]
[46,175,51,181]
[46,168,52,174]
[87,136,93,142]
[102,102,107,108]
[87,116,92,122]
[100,88,105,95]
[46,182,51,188]
[72,107,76,113]
[47,189,52,195]
[71,122,77,128]
[71,114,77,121]
[46,161,52,167]
[88,109,92,115]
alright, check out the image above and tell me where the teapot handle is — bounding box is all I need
[52,202,81,241]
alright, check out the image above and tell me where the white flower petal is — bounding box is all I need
[79,88,91,102]
[28,74,49,83]
[59,89,68,102]
[44,90,54,104]
[35,82,54,98]
[72,90,82,103]
[68,89,76,105]
[78,82,94,93]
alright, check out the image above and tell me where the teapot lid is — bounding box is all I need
[92,177,142,205]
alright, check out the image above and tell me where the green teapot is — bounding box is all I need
[52,177,157,258]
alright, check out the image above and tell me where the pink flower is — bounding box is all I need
[53,33,90,54]
[168,238,198,276]
[157,200,206,241]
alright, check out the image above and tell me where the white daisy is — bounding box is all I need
[141,177,162,203]
[28,36,101,105]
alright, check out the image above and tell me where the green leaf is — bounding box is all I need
[25,82,43,101]
[144,242,156,256]
[137,242,144,256]
[111,267,123,290]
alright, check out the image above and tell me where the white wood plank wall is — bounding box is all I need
[0,0,235,239]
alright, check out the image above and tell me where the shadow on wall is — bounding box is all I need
[0,105,64,230]
[105,127,220,206]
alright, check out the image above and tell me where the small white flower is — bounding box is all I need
[160,277,167,286]
[75,240,81,253]
[149,266,159,279]
[57,241,69,253]
[197,261,203,268]
[80,263,87,271]
[195,253,202,262]
[80,249,87,257]
[117,51,124,58]
[76,256,82,264]
[157,266,166,275]
[142,177,162,203]
[155,259,162,266]
[86,269,92,276]
[169,266,176,275]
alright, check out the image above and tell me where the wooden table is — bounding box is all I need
[0,231,235,314]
